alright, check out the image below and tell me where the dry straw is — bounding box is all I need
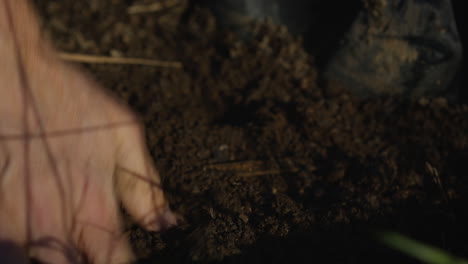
[59,52,182,68]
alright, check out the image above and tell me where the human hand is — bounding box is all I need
[0,1,176,263]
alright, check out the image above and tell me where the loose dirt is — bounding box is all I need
[35,0,468,263]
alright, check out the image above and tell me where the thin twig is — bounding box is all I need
[238,170,283,177]
[127,0,181,15]
[203,160,299,177]
[204,160,267,171]
[0,120,138,140]
[59,52,182,68]
[425,162,449,203]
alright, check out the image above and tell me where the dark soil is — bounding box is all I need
[35,0,468,263]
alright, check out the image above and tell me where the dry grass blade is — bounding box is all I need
[59,52,183,68]
[425,161,449,203]
[127,0,181,15]
[204,160,267,171]
[203,160,299,177]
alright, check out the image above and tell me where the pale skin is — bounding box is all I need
[0,0,176,263]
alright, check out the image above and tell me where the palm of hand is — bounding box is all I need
[0,25,175,264]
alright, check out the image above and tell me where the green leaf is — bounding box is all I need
[379,232,468,264]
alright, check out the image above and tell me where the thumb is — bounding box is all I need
[114,123,177,231]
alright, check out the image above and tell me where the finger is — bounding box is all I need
[73,176,135,264]
[27,236,82,264]
[114,124,176,231]
[79,222,135,264]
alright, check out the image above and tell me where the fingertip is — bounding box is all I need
[142,205,178,232]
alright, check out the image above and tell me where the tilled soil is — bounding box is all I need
[35,0,468,263]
